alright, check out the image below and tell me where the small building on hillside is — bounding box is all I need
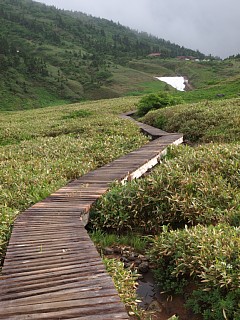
[177,56,197,61]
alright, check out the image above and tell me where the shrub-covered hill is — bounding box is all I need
[0,0,206,110]
[126,58,240,93]
[89,95,240,319]
[140,97,240,143]
[0,96,148,265]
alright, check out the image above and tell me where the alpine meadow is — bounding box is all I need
[0,1,240,320]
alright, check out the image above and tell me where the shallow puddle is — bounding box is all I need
[137,271,202,320]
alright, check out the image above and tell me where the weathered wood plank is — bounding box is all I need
[0,278,113,301]
[0,298,125,318]
[0,305,129,320]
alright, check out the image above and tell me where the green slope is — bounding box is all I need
[0,0,206,110]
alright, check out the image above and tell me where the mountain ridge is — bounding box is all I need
[0,0,207,110]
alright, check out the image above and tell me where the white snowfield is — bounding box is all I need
[155,76,185,91]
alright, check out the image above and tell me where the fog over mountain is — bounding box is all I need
[38,0,240,58]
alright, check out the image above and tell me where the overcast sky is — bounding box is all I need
[38,0,240,58]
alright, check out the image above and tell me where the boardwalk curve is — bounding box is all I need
[0,113,183,319]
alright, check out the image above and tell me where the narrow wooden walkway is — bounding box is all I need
[0,114,183,319]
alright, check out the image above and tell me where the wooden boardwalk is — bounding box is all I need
[0,114,183,319]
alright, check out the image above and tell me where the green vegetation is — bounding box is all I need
[136,92,184,116]
[61,109,93,119]
[141,98,240,143]
[89,96,240,319]
[0,0,206,110]
[0,96,148,265]
[2,1,240,111]
[103,258,145,318]
[1,2,240,319]
[90,230,149,253]
[90,142,240,319]
[150,225,240,320]
[125,59,240,102]
[2,0,240,111]
[90,143,240,232]
[177,75,240,103]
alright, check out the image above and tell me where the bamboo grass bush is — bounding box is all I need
[90,143,240,233]
[141,98,240,143]
[149,224,240,320]
[90,141,240,319]
[0,97,148,265]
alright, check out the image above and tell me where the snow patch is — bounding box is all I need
[156,76,185,91]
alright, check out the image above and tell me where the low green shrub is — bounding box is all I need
[149,224,240,320]
[103,257,142,318]
[141,98,240,143]
[90,230,149,252]
[61,109,93,119]
[0,208,17,265]
[136,92,183,117]
[90,144,240,233]
[186,288,240,320]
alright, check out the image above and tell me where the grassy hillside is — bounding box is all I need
[0,96,148,265]
[119,58,240,101]
[0,0,207,110]
[140,97,240,143]
[1,0,240,111]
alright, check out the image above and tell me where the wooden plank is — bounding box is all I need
[0,297,124,317]
[2,288,119,307]
[0,304,129,320]
[0,277,113,301]
[1,273,109,293]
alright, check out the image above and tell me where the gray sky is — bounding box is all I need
[38,0,240,58]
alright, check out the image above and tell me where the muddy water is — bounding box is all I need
[137,271,202,320]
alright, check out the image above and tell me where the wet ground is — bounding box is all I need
[100,245,202,319]
[137,271,202,320]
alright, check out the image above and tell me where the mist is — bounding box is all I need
[38,0,240,58]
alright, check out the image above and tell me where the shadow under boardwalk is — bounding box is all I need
[0,116,183,319]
